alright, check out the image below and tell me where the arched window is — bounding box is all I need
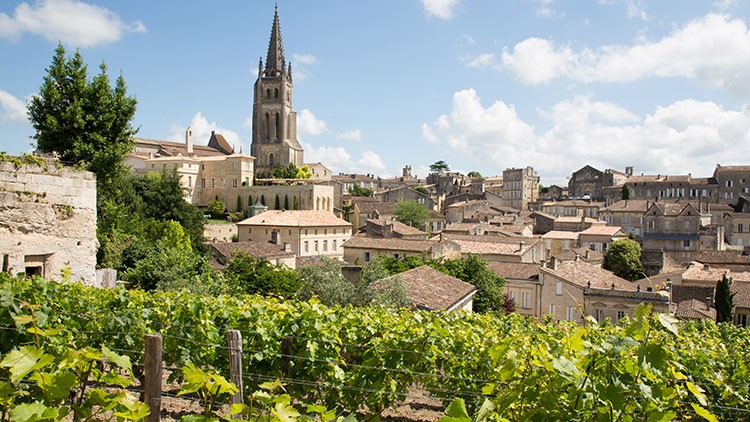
[269,153,275,167]
[275,113,280,139]
[274,88,279,98]
[264,113,270,140]
[266,88,271,98]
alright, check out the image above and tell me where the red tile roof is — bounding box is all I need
[372,265,476,311]
[238,210,351,228]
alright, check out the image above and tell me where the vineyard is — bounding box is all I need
[1,273,750,421]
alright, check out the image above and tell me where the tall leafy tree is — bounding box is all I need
[715,274,735,323]
[429,160,450,173]
[394,200,430,228]
[28,43,137,188]
[603,238,644,281]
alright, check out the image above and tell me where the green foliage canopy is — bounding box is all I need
[603,238,644,281]
[348,184,373,197]
[429,160,450,173]
[222,252,300,298]
[714,274,735,323]
[394,200,430,228]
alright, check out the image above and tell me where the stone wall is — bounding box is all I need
[0,160,98,285]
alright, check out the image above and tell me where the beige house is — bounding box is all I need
[553,216,602,232]
[599,200,649,237]
[237,210,352,259]
[540,200,604,218]
[502,166,539,211]
[579,225,628,252]
[372,265,477,312]
[642,202,718,265]
[541,230,579,258]
[539,258,669,323]
[724,213,750,247]
[488,262,541,317]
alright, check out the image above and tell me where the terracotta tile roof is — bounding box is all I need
[442,234,540,244]
[356,201,398,215]
[444,222,482,232]
[446,200,486,209]
[366,219,427,237]
[451,239,533,256]
[715,165,750,173]
[554,216,600,224]
[541,200,605,207]
[372,265,476,311]
[555,248,604,263]
[211,241,294,260]
[600,200,650,212]
[694,251,750,266]
[543,260,635,290]
[542,230,580,240]
[674,299,716,320]
[343,234,437,252]
[237,210,352,227]
[648,202,705,216]
[487,262,540,281]
[133,137,230,157]
[731,280,750,309]
[579,225,625,236]
[682,262,750,283]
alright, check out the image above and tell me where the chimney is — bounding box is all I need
[703,263,710,271]
[283,242,291,252]
[186,127,193,154]
[574,254,581,262]
[518,240,525,252]
[549,256,557,270]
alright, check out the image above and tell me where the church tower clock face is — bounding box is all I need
[251,5,304,175]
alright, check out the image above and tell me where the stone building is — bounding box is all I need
[713,165,750,206]
[567,165,628,200]
[0,159,97,285]
[641,202,720,265]
[251,5,304,174]
[502,166,539,211]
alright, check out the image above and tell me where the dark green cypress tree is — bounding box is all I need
[284,194,289,210]
[260,195,266,206]
[293,195,299,210]
[274,194,280,210]
[236,195,242,212]
[715,274,735,323]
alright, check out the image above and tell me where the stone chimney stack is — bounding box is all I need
[186,127,193,154]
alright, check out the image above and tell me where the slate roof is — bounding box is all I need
[238,210,351,227]
[372,265,476,311]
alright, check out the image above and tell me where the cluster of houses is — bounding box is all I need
[2,6,749,327]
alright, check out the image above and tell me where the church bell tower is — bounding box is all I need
[251,5,304,175]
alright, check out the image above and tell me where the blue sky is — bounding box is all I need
[1,0,750,185]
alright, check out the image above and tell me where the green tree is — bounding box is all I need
[28,43,137,189]
[284,194,289,210]
[296,164,312,179]
[413,186,429,195]
[274,194,280,210]
[208,199,226,215]
[715,274,735,323]
[236,195,242,212]
[621,185,631,200]
[348,184,373,197]
[467,171,482,177]
[429,160,450,173]
[603,238,644,281]
[222,252,300,298]
[293,195,299,210]
[431,254,506,313]
[395,200,430,228]
[272,162,297,179]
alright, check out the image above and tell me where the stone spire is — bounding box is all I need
[264,4,285,76]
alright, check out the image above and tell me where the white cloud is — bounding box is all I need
[337,129,362,141]
[500,13,750,96]
[422,89,750,185]
[302,142,387,174]
[421,0,460,20]
[296,109,328,137]
[534,0,564,18]
[0,0,146,47]
[464,53,497,69]
[168,112,244,152]
[292,54,318,81]
[0,89,29,123]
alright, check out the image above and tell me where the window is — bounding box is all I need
[617,311,626,321]
[232,178,237,188]
[304,241,309,253]
[210,178,215,188]
[333,240,337,251]
[738,224,744,233]
[188,176,192,187]
[314,241,319,252]
[2,254,8,272]
[647,220,655,230]
[549,305,557,316]
[736,313,748,327]
[201,178,205,189]
[555,281,563,296]
[683,240,691,249]
[685,221,690,229]
[726,180,733,187]
[364,252,371,262]
[522,292,530,309]
[323,240,328,252]
[566,307,574,321]
[510,291,517,301]
[595,309,604,322]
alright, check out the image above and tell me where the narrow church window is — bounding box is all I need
[266,89,271,98]
[275,113,280,139]
[265,113,270,139]
[269,153,275,166]
[274,88,279,98]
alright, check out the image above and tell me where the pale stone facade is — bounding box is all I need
[724,213,750,247]
[502,167,539,211]
[0,159,97,285]
[236,210,351,259]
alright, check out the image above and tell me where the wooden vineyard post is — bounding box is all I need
[281,336,293,378]
[226,329,244,413]
[144,334,163,422]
